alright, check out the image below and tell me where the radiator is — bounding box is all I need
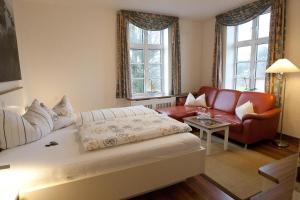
[130,97,176,110]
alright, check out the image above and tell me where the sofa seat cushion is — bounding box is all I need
[156,106,201,121]
[207,109,243,133]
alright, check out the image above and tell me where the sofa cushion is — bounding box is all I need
[197,87,218,107]
[157,106,201,121]
[213,89,241,114]
[207,109,243,133]
[236,92,276,114]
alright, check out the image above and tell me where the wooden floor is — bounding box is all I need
[130,134,299,200]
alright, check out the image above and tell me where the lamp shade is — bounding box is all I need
[266,59,300,73]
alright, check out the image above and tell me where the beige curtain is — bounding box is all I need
[266,0,287,106]
[212,0,286,106]
[116,10,181,98]
[212,0,272,88]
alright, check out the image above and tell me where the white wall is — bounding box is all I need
[200,18,215,87]
[283,0,300,138]
[180,19,203,92]
[10,0,203,112]
[199,0,300,138]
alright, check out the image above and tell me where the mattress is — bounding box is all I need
[0,125,201,193]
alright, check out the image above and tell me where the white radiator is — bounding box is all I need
[130,97,176,110]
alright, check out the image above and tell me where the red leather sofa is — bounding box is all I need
[157,86,281,145]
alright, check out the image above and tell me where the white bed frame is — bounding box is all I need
[0,89,205,200]
[20,148,205,200]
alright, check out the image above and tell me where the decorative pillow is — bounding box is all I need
[194,94,207,107]
[53,116,75,130]
[53,96,74,117]
[40,103,59,121]
[235,101,255,120]
[185,93,196,106]
[0,110,42,150]
[41,96,75,130]
[185,93,207,107]
[23,99,54,137]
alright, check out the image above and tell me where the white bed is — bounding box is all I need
[0,125,205,200]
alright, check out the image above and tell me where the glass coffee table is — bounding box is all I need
[183,116,230,155]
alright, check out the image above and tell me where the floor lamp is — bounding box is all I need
[266,59,300,148]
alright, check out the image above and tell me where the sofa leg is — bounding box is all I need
[244,144,248,149]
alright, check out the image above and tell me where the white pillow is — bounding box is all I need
[53,116,75,130]
[40,103,59,121]
[53,96,74,117]
[194,94,207,107]
[41,96,76,130]
[185,93,196,106]
[185,93,207,107]
[23,99,54,137]
[0,110,40,150]
[235,101,255,120]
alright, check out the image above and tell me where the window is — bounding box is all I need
[129,23,169,97]
[224,11,271,92]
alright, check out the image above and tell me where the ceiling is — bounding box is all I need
[23,0,256,20]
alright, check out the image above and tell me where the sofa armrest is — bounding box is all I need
[242,108,281,121]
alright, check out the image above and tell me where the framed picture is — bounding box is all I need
[0,0,21,82]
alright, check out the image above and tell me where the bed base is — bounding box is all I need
[19,148,205,200]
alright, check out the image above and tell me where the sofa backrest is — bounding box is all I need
[197,86,219,107]
[213,89,241,114]
[236,91,276,114]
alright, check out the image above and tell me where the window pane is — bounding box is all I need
[237,46,251,62]
[148,31,161,45]
[256,62,267,78]
[149,50,161,64]
[130,49,144,64]
[131,64,144,78]
[132,79,144,94]
[258,13,271,38]
[147,79,162,93]
[255,79,265,92]
[257,44,268,61]
[236,62,250,77]
[129,23,143,44]
[238,21,253,41]
[236,78,250,91]
[149,65,161,78]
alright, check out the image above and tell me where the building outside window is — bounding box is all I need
[128,23,169,97]
[224,10,271,92]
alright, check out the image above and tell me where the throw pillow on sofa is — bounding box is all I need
[235,101,255,120]
[185,93,207,107]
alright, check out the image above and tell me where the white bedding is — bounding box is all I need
[80,114,192,151]
[0,125,201,193]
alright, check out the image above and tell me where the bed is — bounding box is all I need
[0,89,205,200]
[1,125,205,200]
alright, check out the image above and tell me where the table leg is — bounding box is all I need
[199,129,203,146]
[206,131,211,155]
[224,127,229,151]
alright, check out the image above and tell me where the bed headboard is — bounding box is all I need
[0,86,26,114]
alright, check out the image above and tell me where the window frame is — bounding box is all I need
[129,24,165,97]
[232,10,270,92]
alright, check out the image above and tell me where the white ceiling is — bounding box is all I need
[23,0,256,20]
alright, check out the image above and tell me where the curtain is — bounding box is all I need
[212,0,286,106]
[266,0,287,106]
[212,0,272,88]
[116,10,181,98]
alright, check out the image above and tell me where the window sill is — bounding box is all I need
[127,94,175,101]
